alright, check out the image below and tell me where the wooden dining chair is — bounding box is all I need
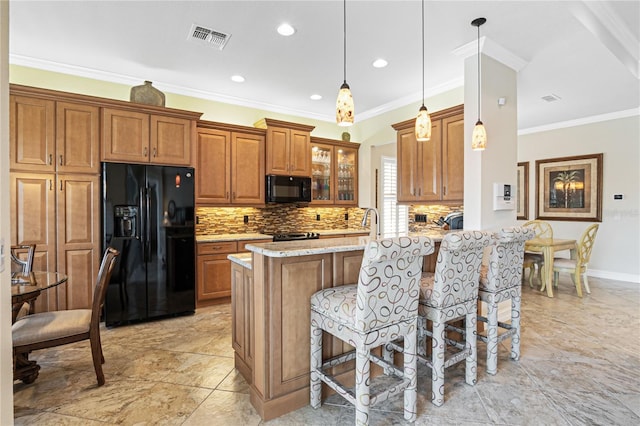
[11,244,36,319]
[522,220,552,287]
[553,224,599,297]
[12,247,119,385]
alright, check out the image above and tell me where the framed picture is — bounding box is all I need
[517,162,529,220]
[535,153,603,222]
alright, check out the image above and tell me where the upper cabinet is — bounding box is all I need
[10,95,100,174]
[310,137,359,206]
[195,121,266,206]
[102,108,195,166]
[255,118,315,177]
[393,105,464,204]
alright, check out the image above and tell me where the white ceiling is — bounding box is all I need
[8,0,640,131]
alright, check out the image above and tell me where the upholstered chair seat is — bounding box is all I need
[310,236,434,425]
[13,310,92,346]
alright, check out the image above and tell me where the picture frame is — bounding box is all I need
[517,162,529,220]
[535,153,603,222]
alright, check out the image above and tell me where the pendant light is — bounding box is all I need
[336,0,354,126]
[471,17,487,151]
[415,0,432,141]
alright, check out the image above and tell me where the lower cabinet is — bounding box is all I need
[197,238,271,307]
[196,241,238,306]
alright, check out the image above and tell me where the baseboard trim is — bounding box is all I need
[587,269,640,284]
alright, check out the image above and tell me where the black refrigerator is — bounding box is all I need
[102,163,195,327]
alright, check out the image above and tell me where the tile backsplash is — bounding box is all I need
[196,205,368,235]
[408,205,463,232]
[196,204,462,236]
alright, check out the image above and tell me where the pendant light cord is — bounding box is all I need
[421,0,425,107]
[343,0,347,84]
[477,23,481,121]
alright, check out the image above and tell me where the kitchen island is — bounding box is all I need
[229,232,445,420]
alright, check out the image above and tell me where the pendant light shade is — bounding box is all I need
[415,0,431,141]
[336,0,354,126]
[471,17,487,151]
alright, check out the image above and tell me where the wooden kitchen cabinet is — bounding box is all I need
[10,96,100,174]
[102,108,192,166]
[196,241,238,305]
[195,122,266,206]
[255,118,315,177]
[393,104,464,204]
[310,137,359,206]
[55,174,101,310]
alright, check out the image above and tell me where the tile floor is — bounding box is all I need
[13,275,640,425]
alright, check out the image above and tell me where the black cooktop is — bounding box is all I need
[272,232,320,242]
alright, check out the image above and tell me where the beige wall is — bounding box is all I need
[518,115,640,281]
[1,0,13,421]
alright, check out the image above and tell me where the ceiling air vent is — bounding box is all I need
[541,94,561,102]
[187,23,231,50]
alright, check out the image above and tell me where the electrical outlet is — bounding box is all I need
[243,215,249,224]
[415,214,427,223]
[344,213,349,221]
[316,214,321,221]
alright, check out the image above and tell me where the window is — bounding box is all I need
[381,156,408,237]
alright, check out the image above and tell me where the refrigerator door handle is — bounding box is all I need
[144,187,151,262]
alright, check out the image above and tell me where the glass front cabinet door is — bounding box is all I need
[310,138,358,206]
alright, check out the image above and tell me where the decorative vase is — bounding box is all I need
[130,81,165,107]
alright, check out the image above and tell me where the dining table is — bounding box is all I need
[11,271,68,383]
[524,238,577,297]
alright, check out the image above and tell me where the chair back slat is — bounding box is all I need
[523,220,553,239]
[91,247,120,328]
[355,236,434,332]
[431,230,494,307]
[577,224,599,266]
[483,227,535,292]
[11,244,36,273]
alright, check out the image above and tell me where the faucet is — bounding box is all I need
[361,207,380,238]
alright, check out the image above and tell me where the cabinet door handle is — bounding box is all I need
[232,192,236,199]
[49,179,53,191]
[144,147,148,157]
[153,147,157,157]
[443,186,447,196]
[60,180,63,191]
[59,155,63,166]
[48,154,52,165]
[418,188,422,196]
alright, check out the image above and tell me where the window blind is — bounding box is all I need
[381,156,408,237]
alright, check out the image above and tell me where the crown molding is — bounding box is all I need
[453,36,528,72]
[518,108,639,135]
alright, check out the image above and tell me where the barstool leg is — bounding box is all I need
[486,300,499,375]
[403,326,417,422]
[309,318,323,409]
[511,293,521,361]
[431,320,446,406]
[355,347,370,426]
[465,311,478,386]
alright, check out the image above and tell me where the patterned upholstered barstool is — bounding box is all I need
[310,236,435,425]
[477,227,535,375]
[416,230,493,406]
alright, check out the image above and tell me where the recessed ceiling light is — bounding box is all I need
[231,75,245,83]
[310,94,322,100]
[277,23,296,36]
[372,58,388,68]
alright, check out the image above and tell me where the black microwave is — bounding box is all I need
[266,175,311,203]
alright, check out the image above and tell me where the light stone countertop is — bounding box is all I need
[227,252,252,269]
[196,233,272,243]
[245,231,448,258]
